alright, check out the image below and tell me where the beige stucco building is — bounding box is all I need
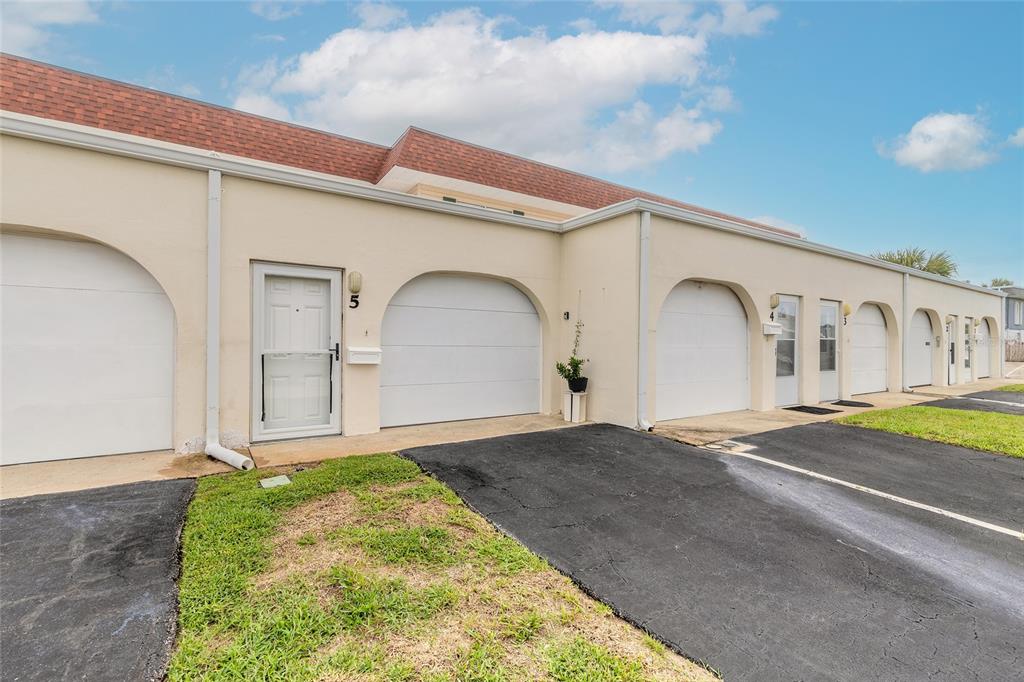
[0,55,1004,466]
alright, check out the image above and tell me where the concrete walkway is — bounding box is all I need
[655,391,927,446]
[656,377,1020,447]
[0,414,570,499]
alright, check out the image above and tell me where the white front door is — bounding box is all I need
[947,318,957,384]
[977,319,991,378]
[252,263,341,441]
[907,310,934,388]
[775,295,799,406]
[963,318,973,380]
[819,301,839,402]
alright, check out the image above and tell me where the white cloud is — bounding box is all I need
[1009,127,1024,148]
[716,2,780,36]
[0,1,98,56]
[700,85,737,112]
[878,112,997,172]
[353,2,407,29]
[234,92,292,121]
[610,1,778,36]
[232,8,737,173]
[249,1,317,21]
[569,17,598,33]
[752,215,806,237]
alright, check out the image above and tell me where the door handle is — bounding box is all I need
[328,342,340,361]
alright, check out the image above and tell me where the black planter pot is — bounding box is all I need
[567,377,589,393]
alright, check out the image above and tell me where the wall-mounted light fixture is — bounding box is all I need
[945,314,954,325]
[769,294,780,309]
[842,303,853,317]
[973,318,981,327]
[348,271,363,294]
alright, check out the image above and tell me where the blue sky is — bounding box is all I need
[4,1,1022,284]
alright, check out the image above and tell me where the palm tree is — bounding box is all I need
[870,247,958,277]
[989,277,1014,287]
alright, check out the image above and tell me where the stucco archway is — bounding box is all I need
[652,278,759,420]
[379,271,548,427]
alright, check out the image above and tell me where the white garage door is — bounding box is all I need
[907,309,934,388]
[656,281,749,420]
[1,233,174,465]
[850,303,888,395]
[976,319,991,378]
[380,274,540,427]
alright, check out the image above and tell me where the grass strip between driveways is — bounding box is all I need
[837,405,1024,458]
[993,384,1024,393]
[167,453,716,681]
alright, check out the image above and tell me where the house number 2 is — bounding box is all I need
[349,294,360,309]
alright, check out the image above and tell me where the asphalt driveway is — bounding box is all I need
[404,424,1024,681]
[0,479,195,682]
[920,390,1024,416]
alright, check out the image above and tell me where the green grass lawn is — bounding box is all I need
[838,406,1024,458]
[168,454,716,681]
[993,384,1024,393]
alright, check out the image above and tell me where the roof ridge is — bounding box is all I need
[0,52,391,151]
[399,126,683,206]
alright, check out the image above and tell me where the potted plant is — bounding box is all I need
[556,318,588,393]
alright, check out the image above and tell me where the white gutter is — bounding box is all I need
[0,110,1007,299]
[901,272,910,391]
[567,199,1007,298]
[636,211,653,431]
[205,170,254,470]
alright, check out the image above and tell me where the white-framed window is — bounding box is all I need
[1015,300,1023,325]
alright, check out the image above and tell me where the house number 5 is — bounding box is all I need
[349,294,360,309]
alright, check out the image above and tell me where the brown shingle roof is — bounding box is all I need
[0,53,800,237]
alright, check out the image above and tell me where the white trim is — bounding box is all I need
[0,110,1005,298]
[636,211,652,430]
[251,262,343,442]
[901,273,910,391]
[0,112,561,233]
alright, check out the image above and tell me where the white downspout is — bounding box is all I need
[205,169,254,470]
[901,272,909,391]
[637,210,653,431]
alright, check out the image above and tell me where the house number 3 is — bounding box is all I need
[349,294,360,309]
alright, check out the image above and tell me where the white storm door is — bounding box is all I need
[819,301,839,402]
[252,263,341,441]
[775,295,799,406]
[908,310,934,388]
[963,318,973,378]
[947,319,957,384]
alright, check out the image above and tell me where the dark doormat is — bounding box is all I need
[784,405,842,415]
[833,400,874,408]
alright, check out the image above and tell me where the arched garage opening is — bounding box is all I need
[850,302,895,395]
[1,231,174,464]
[907,308,939,388]
[380,272,541,427]
[655,280,751,420]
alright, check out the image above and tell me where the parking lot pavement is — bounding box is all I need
[0,479,195,682]
[405,424,1024,681]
